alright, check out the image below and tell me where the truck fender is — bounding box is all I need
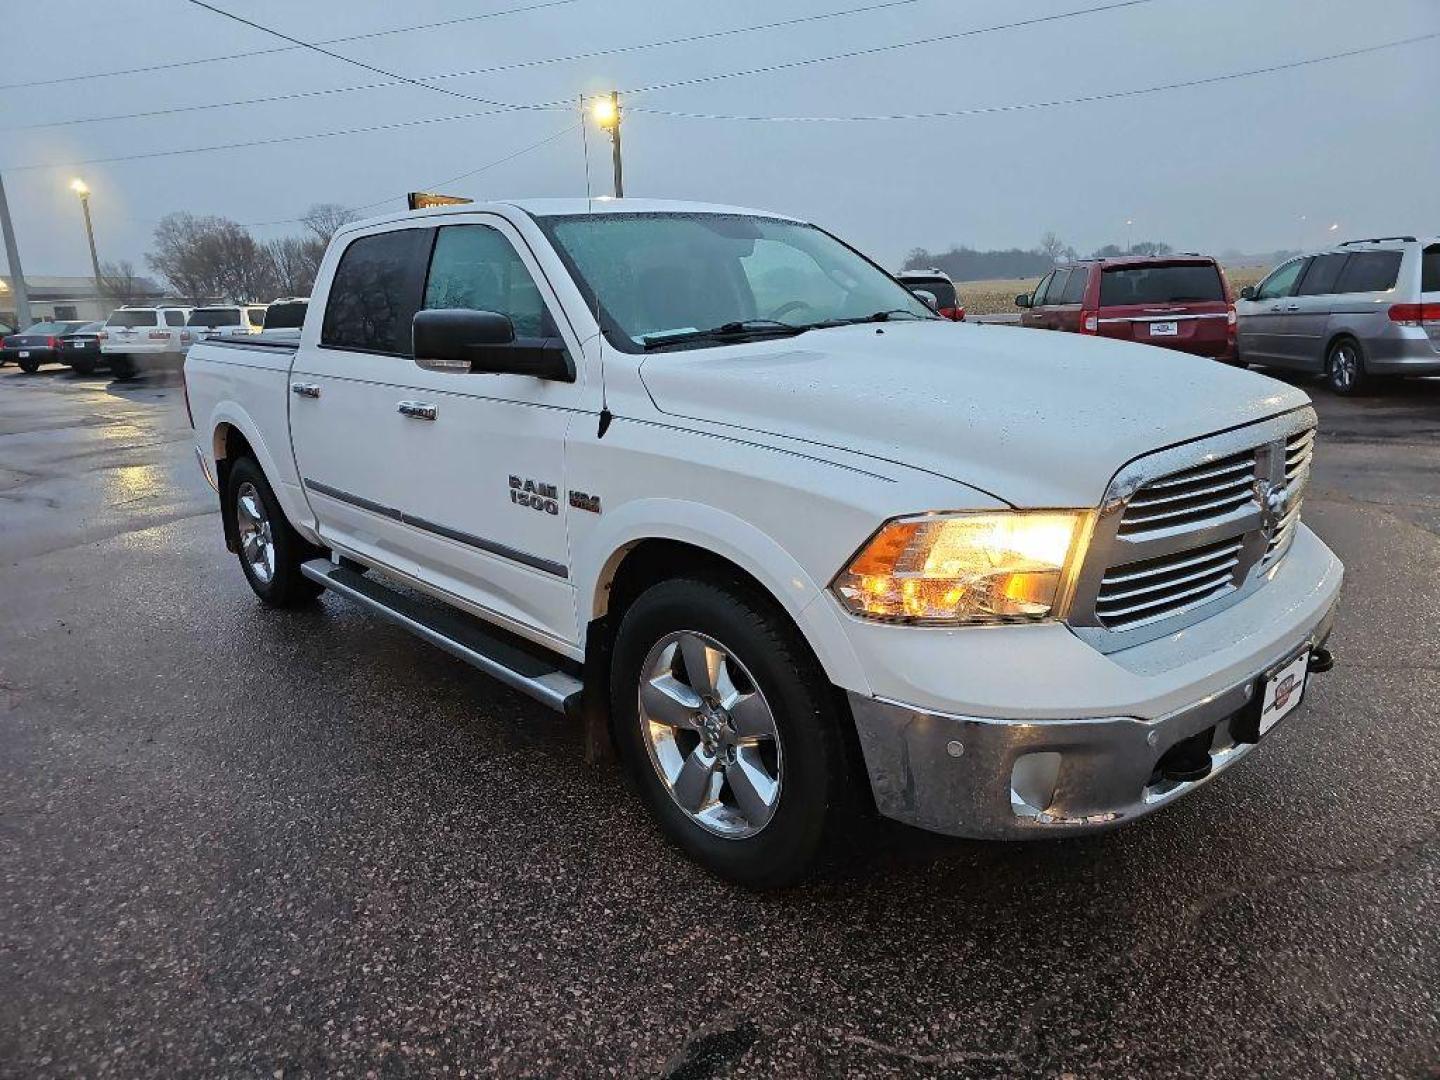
[575,497,871,697]
[205,404,320,545]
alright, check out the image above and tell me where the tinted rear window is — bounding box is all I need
[1297,253,1349,296]
[1100,264,1224,305]
[1041,270,1071,305]
[21,321,71,335]
[106,310,158,328]
[1421,246,1440,293]
[189,308,242,328]
[1061,267,1089,303]
[322,229,431,354]
[1334,251,1401,294]
[903,278,957,308]
[263,301,308,329]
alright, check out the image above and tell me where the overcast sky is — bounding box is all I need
[3,0,1437,280]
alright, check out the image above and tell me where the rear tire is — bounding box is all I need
[610,576,856,888]
[108,354,136,381]
[18,357,39,373]
[225,456,324,607]
[1326,337,1368,395]
[71,358,96,375]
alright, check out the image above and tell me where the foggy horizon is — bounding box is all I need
[3,0,1436,280]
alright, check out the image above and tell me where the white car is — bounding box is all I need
[183,199,1342,886]
[187,304,267,342]
[99,305,193,380]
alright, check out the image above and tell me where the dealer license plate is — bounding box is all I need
[17,350,29,358]
[1259,650,1309,736]
[1149,321,1178,337]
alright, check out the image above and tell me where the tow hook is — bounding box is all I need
[1308,647,1335,674]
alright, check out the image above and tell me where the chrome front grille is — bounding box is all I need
[1117,449,1256,537]
[1096,537,1244,629]
[1069,409,1319,650]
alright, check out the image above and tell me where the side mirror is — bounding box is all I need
[1238,285,1256,301]
[909,287,938,309]
[1015,293,1032,308]
[412,308,573,381]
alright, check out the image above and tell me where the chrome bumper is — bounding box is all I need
[849,599,1337,840]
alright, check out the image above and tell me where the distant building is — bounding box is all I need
[0,274,166,326]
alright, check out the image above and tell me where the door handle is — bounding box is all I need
[291,382,321,398]
[1284,304,1300,311]
[397,401,438,421]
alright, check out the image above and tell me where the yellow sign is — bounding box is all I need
[408,191,474,210]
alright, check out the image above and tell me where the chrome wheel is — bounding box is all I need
[234,481,276,585]
[637,630,783,839]
[1330,345,1359,391]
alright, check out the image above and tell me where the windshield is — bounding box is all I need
[1100,264,1224,305]
[188,308,242,328]
[536,212,934,350]
[107,310,158,328]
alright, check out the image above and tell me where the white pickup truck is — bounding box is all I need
[184,198,1342,886]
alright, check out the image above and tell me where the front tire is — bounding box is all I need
[610,577,855,888]
[1326,337,1368,395]
[225,457,323,607]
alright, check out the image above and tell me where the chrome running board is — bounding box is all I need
[300,559,582,714]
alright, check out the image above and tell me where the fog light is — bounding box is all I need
[1011,751,1062,813]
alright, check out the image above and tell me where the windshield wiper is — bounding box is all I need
[641,319,809,350]
[804,309,933,330]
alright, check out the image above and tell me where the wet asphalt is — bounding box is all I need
[0,363,1436,1079]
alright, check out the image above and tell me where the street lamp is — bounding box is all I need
[589,91,623,199]
[69,178,102,291]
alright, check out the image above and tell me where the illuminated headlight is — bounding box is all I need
[832,511,1091,624]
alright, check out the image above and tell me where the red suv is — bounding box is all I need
[1016,255,1236,361]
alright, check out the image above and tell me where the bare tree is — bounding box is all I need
[146,213,282,303]
[263,235,325,298]
[97,259,149,306]
[299,203,358,245]
[1038,231,1068,263]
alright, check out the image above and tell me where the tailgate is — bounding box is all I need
[1099,301,1231,356]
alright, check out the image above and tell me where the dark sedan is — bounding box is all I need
[57,321,108,374]
[1,320,90,372]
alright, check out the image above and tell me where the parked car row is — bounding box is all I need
[0,297,310,379]
[1005,235,1439,395]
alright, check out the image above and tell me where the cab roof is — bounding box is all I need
[340,197,804,238]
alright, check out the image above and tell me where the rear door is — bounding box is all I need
[1288,252,1350,370]
[1236,257,1308,365]
[1094,262,1229,356]
[1050,264,1089,333]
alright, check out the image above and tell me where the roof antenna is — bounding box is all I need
[581,95,613,439]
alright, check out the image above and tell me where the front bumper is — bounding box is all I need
[848,534,1341,840]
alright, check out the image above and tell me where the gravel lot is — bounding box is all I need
[1,363,1436,1078]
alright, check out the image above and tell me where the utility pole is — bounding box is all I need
[590,91,624,198]
[0,171,32,329]
[71,179,103,289]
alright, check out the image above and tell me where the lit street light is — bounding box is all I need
[590,91,623,199]
[70,177,103,291]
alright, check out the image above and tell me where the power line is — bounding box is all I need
[0,0,580,92]
[179,0,544,112]
[4,105,537,172]
[625,31,1440,121]
[8,0,931,133]
[245,122,582,228]
[617,0,1163,97]
[419,0,929,84]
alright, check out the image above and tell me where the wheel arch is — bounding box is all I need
[576,502,870,698]
[206,406,314,550]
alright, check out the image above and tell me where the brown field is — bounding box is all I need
[957,264,1271,317]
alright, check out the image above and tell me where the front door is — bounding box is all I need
[1237,257,1307,365]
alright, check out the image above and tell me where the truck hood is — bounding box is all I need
[637,321,1310,507]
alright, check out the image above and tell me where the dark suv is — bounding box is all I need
[1016,255,1236,362]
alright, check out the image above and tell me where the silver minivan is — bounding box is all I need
[1235,236,1440,394]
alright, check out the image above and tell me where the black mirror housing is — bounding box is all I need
[413,308,574,381]
[1015,293,1032,308]
[1238,285,1256,301]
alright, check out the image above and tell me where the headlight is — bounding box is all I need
[832,511,1091,624]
